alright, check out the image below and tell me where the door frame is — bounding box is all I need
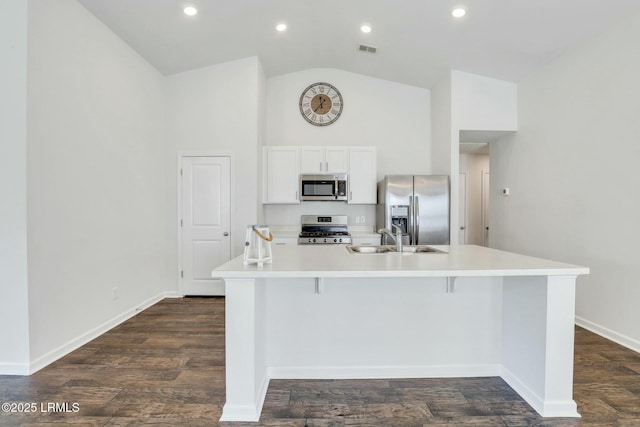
[481,170,490,247]
[458,172,467,245]
[177,152,234,293]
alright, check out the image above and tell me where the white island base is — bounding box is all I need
[214,245,589,422]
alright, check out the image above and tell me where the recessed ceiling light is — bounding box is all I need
[276,23,287,32]
[183,6,198,16]
[452,8,466,18]
[360,24,372,33]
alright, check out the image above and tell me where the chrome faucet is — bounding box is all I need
[378,225,404,252]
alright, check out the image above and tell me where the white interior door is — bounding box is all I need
[481,171,490,247]
[180,156,231,295]
[458,173,467,244]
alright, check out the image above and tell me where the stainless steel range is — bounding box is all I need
[298,215,352,245]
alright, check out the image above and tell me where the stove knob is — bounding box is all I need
[323,238,327,243]
[312,238,316,243]
[334,238,337,243]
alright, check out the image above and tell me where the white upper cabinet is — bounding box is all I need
[325,147,349,173]
[348,147,377,204]
[263,146,300,204]
[262,145,376,204]
[300,147,324,173]
[300,146,348,173]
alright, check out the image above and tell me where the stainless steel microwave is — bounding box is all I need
[300,173,348,201]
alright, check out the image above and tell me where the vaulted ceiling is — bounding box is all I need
[79,0,640,88]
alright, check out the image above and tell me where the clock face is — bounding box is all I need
[299,82,343,126]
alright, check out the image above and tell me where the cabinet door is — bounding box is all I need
[300,147,325,173]
[301,146,349,173]
[348,147,377,204]
[325,147,349,173]
[271,237,299,246]
[263,146,300,204]
[351,235,381,246]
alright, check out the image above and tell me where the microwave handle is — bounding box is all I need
[334,178,339,199]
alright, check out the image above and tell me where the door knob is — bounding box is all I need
[223,232,229,236]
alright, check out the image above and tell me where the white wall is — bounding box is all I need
[446,71,517,244]
[264,68,431,227]
[452,71,518,132]
[430,73,452,176]
[490,11,640,350]
[166,57,261,257]
[256,60,267,224]
[26,0,172,368]
[459,154,490,245]
[0,0,30,374]
[267,69,431,178]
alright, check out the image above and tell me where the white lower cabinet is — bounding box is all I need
[351,235,381,246]
[271,236,298,246]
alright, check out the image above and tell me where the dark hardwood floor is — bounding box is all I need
[1,297,640,426]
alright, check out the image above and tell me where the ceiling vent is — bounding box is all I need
[357,44,377,54]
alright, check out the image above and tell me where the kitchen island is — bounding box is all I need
[213,244,589,422]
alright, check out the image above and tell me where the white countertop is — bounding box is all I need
[214,244,589,279]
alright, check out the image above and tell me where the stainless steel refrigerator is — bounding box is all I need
[376,175,450,245]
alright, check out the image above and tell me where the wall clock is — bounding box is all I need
[299,82,343,126]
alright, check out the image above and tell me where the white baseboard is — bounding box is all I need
[27,291,178,375]
[501,366,580,418]
[0,362,30,376]
[163,291,184,298]
[220,375,269,422]
[219,404,261,422]
[180,280,225,296]
[575,316,640,354]
[268,364,501,380]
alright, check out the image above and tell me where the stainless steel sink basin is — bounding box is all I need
[346,245,395,254]
[399,245,444,253]
[346,245,446,254]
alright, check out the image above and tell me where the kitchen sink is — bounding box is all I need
[346,245,446,254]
[398,245,444,253]
[346,245,395,254]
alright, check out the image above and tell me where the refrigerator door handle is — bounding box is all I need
[415,196,420,245]
[409,195,414,244]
